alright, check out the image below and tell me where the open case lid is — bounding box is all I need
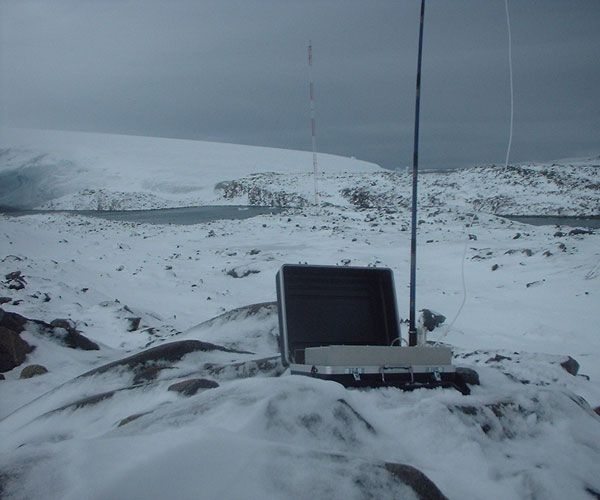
[276,264,400,366]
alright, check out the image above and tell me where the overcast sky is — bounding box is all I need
[1,0,599,169]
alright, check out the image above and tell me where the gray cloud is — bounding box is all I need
[1,0,599,169]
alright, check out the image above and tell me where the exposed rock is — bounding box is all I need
[560,356,580,376]
[521,249,533,256]
[79,340,249,379]
[586,486,600,500]
[0,308,28,334]
[526,280,545,288]
[127,317,142,332]
[384,462,448,500]
[486,354,512,363]
[5,271,23,281]
[0,373,5,380]
[118,412,152,427]
[193,302,277,330]
[49,319,100,351]
[419,309,446,332]
[5,270,26,290]
[0,297,11,305]
[569,228,593,236]
[0,325,34,372]
[491,264,499,271]
[336,398,376,434]
[1,309,98,354]
[49,390,118,413]
[20,364,48,379]
[168,378,219,396]
[455,366,480,386]
[513,233,521,239]
[203,356,284,381]
[226,268,260,278]
[49,318,76,330]
[593,407,600,417]
[132,365,172,384]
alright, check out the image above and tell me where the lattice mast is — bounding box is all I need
[308,41,319,206]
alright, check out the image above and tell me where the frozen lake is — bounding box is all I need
[502,215,600,229]
[0,205,284,225]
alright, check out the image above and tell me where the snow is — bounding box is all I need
[1,130,600,499]
[0,128,380,210]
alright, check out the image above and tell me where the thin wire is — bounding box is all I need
[504,0,514,169]
[436,0,514,343]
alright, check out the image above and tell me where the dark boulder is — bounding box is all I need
[0,325,34,372]
[168,378,219,396]
[456,366,480,386]
[560,356,580,376]
[20,364,48,378]
[126,317,142,332]
[5,271,26,290]
[419,309,446,332]
[0,308,28,333]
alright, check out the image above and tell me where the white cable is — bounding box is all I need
[504,0,514,169]
[436,1,514,342]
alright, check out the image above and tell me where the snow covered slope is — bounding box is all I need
[0,129,380,210]
[1,129,598,214]
[1,130,599,499]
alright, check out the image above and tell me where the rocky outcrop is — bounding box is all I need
[79,340,249,380]
[1,307,100,373]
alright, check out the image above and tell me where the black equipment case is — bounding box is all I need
[276,264,468,393]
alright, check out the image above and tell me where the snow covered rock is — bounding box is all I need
[79,339,248,380]
[167,378,219,396]
[47,319,100,351]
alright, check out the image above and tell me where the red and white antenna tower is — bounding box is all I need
[308,41,319,206]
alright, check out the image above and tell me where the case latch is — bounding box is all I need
[345,367,364,381]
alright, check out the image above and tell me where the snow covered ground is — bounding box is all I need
[1,129,597,215]
[1,130,599,499]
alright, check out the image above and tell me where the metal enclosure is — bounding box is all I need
[276,264,469,394]
[276,264,399,366]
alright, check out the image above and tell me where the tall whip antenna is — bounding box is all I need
[308,41,320,206]
[408,0,426,347]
